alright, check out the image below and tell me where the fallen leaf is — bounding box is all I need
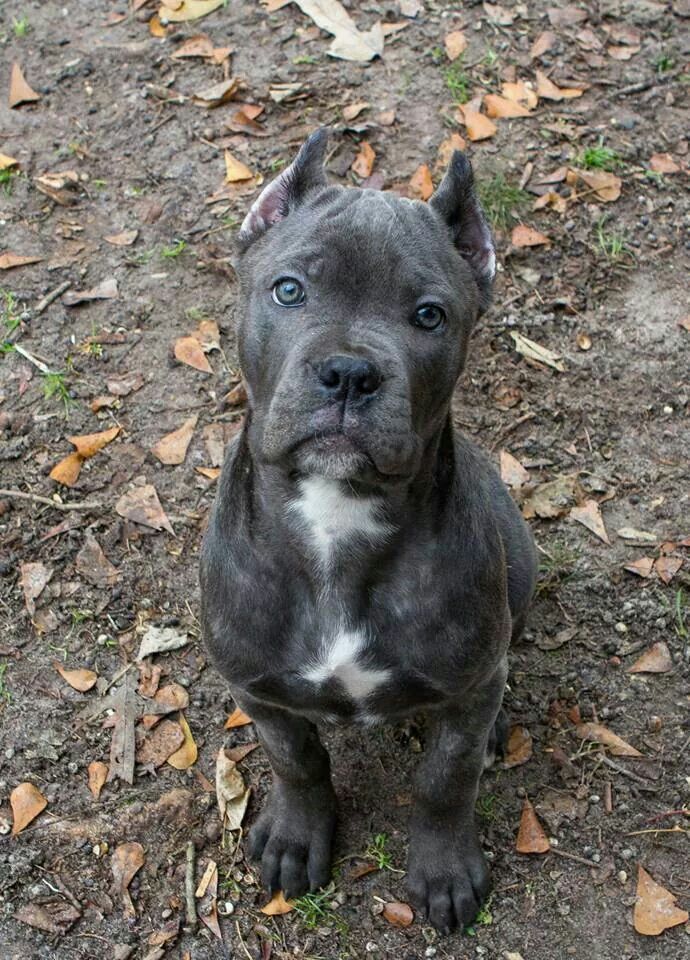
[136,625,190,661]
[192,77,240,108]
[376,108,396,126]
[154,683,190,713]
[511,225,550,247]
[628,642,673,674]
[76,533,120,586]
[547,5,587,28]
[171,33,215,58]
[149,12,168,36]
[261,890,295,915]
[516,799,550,853]
[483,2,514,25]
[88,761,109,799]
[342,101,369,121]
[510,332,565,372]
[436,133,467,167]
[352,142,376,178]
[54,662,98,692]
[216,748,251,830]
[570,499,609,544]
[504,725,533,767]
[112,842,145,919]
[576,722,641,757]
[225,742,260,763]
[607,44,640,60]
[457,105,497,141]
[408,164,433,201]
[0,153,19,171]
[35,170,81,206]
[576,168,621,202]
[530,30,557,59]
[624,556,655,578]
[536,625,577,652]
[269,81,305,103]
[283,0,384,62]
[49,451,83,487]
[10,782,48,835]
[167,713,197,769]
[137,719,186,766]
[116,484,174,535]
[654,556,682,584]
[148,918,181,946]
[20,562,52,617]
[158,0,225,22]
[535,70,583,101]
[9,63,41,108]
[522,474,579,519]
[151,415,198,466]
[634,865,689,935]
[649,153,681,175]
[485,94,531,119]
[383,901,414,927]
[225,150,253,183]
[225,706,253,729]
[174,335,213,373]
[0,252,43,270]
[224,380,247,405]
[500,450,529,489]
[617,527,657,543]
[104,229,139,246]
[62,278,119,306]
[107,674,141,784]
[15,902,81,934]
[106,371,145,396]
[195,858,222,939]
[68,426,120,459]
[444,30,467,60]
[196,466,221,481]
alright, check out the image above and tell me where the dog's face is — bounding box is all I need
[236,131,495,484]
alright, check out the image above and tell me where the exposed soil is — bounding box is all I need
[1,2,689,959]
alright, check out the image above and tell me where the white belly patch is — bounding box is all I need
[303,626,390,701]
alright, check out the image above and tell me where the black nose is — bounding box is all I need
[316,355,382,402]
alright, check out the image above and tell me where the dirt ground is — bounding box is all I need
[1,1,689,958]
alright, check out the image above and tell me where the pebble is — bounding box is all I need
[365,942,379,953]
[424,949,437,958]
[648,715,662,732]
[621,847,635,860]
[614,622,628,634]
[618,870,628,884]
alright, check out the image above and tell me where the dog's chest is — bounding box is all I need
[301,621,390,702]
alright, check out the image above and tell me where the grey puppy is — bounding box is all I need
[200,129,537,933]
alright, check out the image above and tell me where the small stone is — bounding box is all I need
[161,908,172,919]
[618,870,628,884]
[663,405,673,415]
[621,847,634,860]
[614,622,628,634]
[219,901,235,915]
[590,794,601,804]
[647,715,662,733]
[365,942,379,953]
[424,949,437,958]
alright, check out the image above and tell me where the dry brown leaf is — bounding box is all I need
[576,722,641,757]
[628,641,673,675]
[570,499,609,544]
[112,842,145,918]
[511,224,549,247]
[136,625,189,661]
[0,153,19,171]
[196,858,222,939]
[76,532,120,587]
[216,748,251,830]
[261,891,295,915]
[104,229,139,246]
[457,105,497,142]
[88,761,108,800]
[522,475,579,519]
[154,683,190,713]
[408,164,433,201]
[516,799,550,853]
[167,713,197,769]
[634,865,689,936]
[383,901,414,927]
[225,150,253,183]
[504,724,533,767]
[149,13,168,36]
[649,153,681,174]
[20,562,52,617]
[224,380,247,405]
[35,169,80,206]
[49,451,83,487]
[576,168,621,202]
[196,466,221,481]
[342,101,369,121]
[171,34,215,58]
[9,63,40,108]
[376,108,396,126]
[444,30,467,61]
[654,556,683,584]
[533,190,567,214]
[280,0,383,62]
[530,30,557,59]
[500,450,529,489]
[193,77,240,108]
[15,902,80,935]
[62,278,119,306]
[607,44,639,60]
[10,782,48,835]
[483,2,514,24]
[0,252,43,270]
[535,70,583,101]
[106,371,145,396]
[137,719,186,766]
[225,706,253,729]
[225,742,259,763]
[68,426,120,459]
[174,335,213,373]
[158,0,225,22]
[54,661,98,692]
[624,556,655,578]
[500,80,538,109]
[352,142,376,178]
[510,332,565,372]
[547,5,587,28]
[436,133,467,168]
[151,415,198,466]
[116,484,174,535]
[484,94,531,119]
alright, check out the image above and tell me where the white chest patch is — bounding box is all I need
[303,626,390,701]
[289,476,391,564]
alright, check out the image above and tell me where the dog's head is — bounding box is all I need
[236,129,495,485]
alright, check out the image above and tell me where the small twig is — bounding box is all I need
[235,920,255,960]
[185,841,197,929]
[616,79,654,98]
[597,754,659,791]
[0,489,103,512]
[489,412,536,452]
[626,825,689,837]
[12,344,51,374]
[550,847,598,868]
[604,781,613,815]
[34,281,72,316]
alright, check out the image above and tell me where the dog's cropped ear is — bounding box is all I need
[430,151,495,315]
[238,128,329,251]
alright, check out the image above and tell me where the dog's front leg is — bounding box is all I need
[241,698,337,898]
[407,658,507,933]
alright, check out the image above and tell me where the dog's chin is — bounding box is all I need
[293,435,370,481]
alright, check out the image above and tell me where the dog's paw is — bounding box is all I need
[248,782,336,899]
[406,825,490,933]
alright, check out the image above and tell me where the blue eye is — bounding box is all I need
[272,278,305,307]
[413,304,445,331]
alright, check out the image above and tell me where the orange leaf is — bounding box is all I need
[54,662,98,692]
[436,133,467,168]
[535,70,583,101]
[511,225,550,248]
[383,900,414,927]
[11,782,48,835]
[0,153,19,171]
[624,556,655,578]
[166,713,197,769]
[261,891,295,915]
[654,556,682,584]
[530,30,557,60]
[457,106,496,142]
[68,426,120,459]
[576,722,641,757]
[225,706,253,729]
[408,164,433,201]
[634,865,689,936]
[501,80,538,109]
[570,499,609,544]
[576,168,622,202]
[171,34,215,59]
[352,142,375,178]
[49,451,83,487]
[500,450,529,489]
[516,799,550,854]
[88,761,109,800]
[149,13,168,37]
[503,724,533,767]
[649,153,681,175]
[628,641,673,675]
[174,335,213,373]
[9,63,41,108]
[225,150,253,182]
[0,252,43,270]
[484,94,531,119]
[196,466,221,481]
[151,415,198,466]
[444,30,467,61]
[112,842,145,919]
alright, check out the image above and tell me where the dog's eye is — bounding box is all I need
[413,304,445,331]
[272,278,305,307]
